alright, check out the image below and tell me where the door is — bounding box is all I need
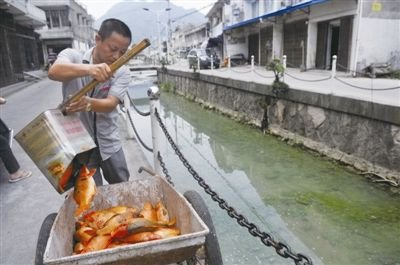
[248,33,259,64]
[260,26,273,67]
[326,20,340,69]
[283,19,308,68]
[316,21,328,69]
[337,16,353,71]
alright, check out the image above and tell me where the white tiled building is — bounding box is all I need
[32,0,95,64]
[221,0,400,72]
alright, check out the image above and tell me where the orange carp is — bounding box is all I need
[73,165,97,217]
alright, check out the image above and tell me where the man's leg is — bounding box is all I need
[101,148,130,184]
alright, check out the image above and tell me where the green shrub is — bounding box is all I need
[267,59,289,97]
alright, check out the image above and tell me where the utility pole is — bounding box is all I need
[167,0,171,64]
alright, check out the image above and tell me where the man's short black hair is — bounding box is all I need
[98,18,131,43]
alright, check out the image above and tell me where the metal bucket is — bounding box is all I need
[15,109,96,193]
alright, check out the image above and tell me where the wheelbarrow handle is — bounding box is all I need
[59,38,151,113]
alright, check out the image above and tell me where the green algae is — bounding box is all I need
[295,191,400,223]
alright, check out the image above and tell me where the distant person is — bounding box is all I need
[48,18,131,186]
[0,135,32,182]
[46,49,57,70]
[0,97,32,183]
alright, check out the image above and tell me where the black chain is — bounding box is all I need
[154,108,313,265]
[126,109,153,152]
[157,152,174,186]
[126,92,151,116]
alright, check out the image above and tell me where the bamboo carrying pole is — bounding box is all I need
[59,38,151,113]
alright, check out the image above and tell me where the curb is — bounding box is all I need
[0,71,48,98]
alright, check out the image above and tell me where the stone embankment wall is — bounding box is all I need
[158,69,400,185]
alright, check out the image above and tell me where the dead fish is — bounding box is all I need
[119,231,161,244]
[107,206,137,215]
[153,227,180,239]
[126,217,174,235]
[96,211,136,236]
[83,211,118,230]
[139,202,157,223]
[107,241,129,249]
[80,235,112,254]
[74,226,97,245]
[155,201,170,224]
[58,163,73,192]
[83,206,137,230]
[110,218,171,239]
[74,165,97,217]
[73,242,85,254]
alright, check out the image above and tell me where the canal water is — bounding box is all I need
[128,72,400,265]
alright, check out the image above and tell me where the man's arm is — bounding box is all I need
[65,95,120,113]
[48,58,113,83]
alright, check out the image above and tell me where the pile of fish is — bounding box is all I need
[72,166,180,254]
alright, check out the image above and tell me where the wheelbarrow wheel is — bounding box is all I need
[183,190,223,265]
[35,213,57,265]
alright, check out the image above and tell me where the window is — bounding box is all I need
[45,10,51,27]
[50,10,60,28]
[46,9,69,28]
[264,0,274,13]
[60,9,69,27]
[252,1,259,17]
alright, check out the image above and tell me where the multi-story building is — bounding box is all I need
[31,0,95,66]
[0,0,46,87]
[184,22,209,50]
[206,0,224,60]
[223,0,400,72]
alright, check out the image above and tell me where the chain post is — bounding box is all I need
[148,85,162,175]
[123,93,135,139]
[331,55,337,79]
[211,55,214,71]
[228,56,231,68]
[251,55,255,72]
[197,56,200,72]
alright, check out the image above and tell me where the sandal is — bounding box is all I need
[8,170,32,183]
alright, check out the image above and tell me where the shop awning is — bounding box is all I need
[207,35,223,48]
[223,0,329,31]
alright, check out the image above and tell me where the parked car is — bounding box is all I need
[230,53,247,66]
[187,48,220,69]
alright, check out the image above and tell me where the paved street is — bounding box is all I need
[168,59,400,107]
[0,74,150,265]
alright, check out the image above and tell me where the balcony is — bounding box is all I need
[210,22,223,38]
[37,27,74,40]
[0,0,46,28]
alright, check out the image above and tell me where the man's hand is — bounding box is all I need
[65,96,92,113]
[88,63,113,82]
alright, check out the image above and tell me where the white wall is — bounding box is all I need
[309,0,357,23]
[272,18,283,60]
[225,36,248,58]
[357,18,400,70]
[306,22,318,69]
